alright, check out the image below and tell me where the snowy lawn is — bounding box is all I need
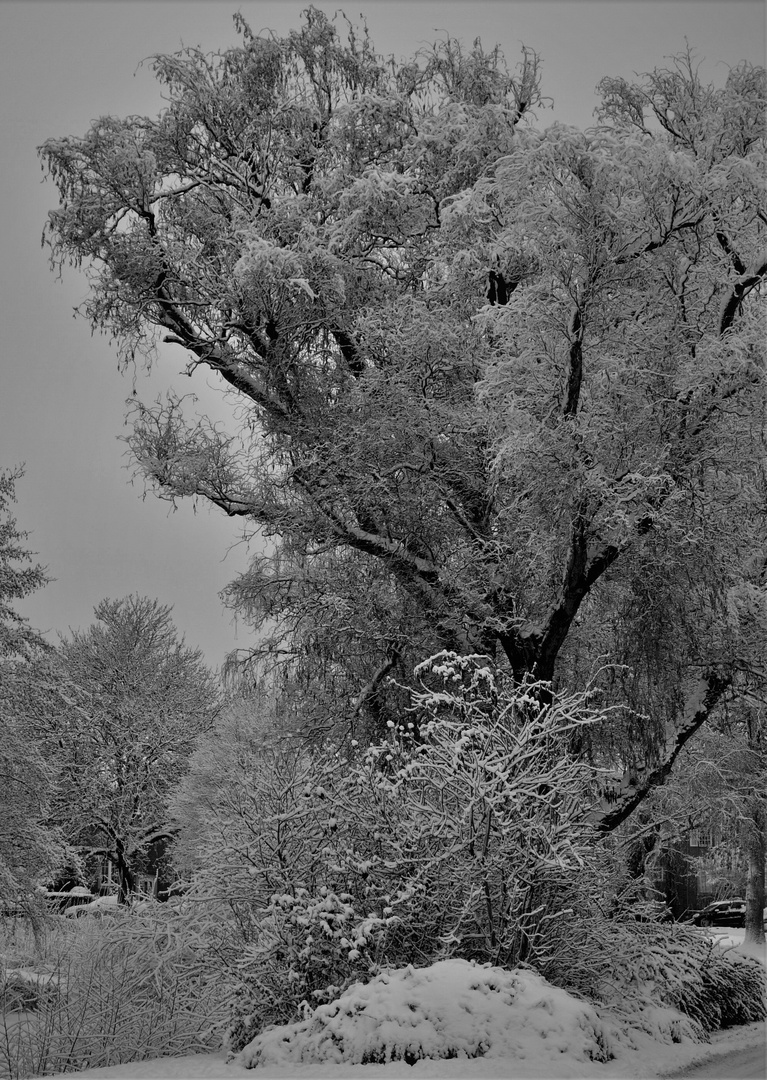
[44,1020,767,1079]
[45,949,766,1079]
[705,927,766,962]
[44,1024,767,1079]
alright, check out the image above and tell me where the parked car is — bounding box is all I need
[691,899,746,927]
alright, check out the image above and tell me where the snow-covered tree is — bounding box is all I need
[0,468,71,912]
[27,596,219,902]
[0,467,48,659]
[0,666,72,914]
[39,13,765,821]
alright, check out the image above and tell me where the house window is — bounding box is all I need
[689,828,715,849]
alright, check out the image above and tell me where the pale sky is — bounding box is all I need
[1,1,764,669]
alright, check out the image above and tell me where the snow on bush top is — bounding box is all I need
[233,958,617,1069]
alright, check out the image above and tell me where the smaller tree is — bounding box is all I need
[0,466,48,658]
[29,596,219,902]
[0,467,72,915]
[0,696,71,912]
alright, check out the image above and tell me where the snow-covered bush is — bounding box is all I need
[172,659,759,1062]
[347,653,606,970]
[179,656,614,1049]
[540,914,765,1036]
[233,959,618,1069]
[171,699,397,1049]
[226,887,397,1052]
[0,901,227,1077]
[636,927,766,1032]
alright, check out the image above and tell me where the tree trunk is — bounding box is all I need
[114,841,134,906]
[744,798,765,946]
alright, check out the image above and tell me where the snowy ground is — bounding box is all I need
[703,928,764,957]
[43,1025,765,1080]
[44,930,765,1080]
[43,1021,767,1080]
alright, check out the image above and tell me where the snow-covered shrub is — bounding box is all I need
[233,959,618,1069]
[0,901,228,1077]
[172,701,397,1050]
[180,657,614,1050]
[541,914,765,1036]
[347,653,606,970]
[669,935,765,1031]
[227,887,397,1052]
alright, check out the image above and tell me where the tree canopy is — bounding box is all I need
[39,11,766,825]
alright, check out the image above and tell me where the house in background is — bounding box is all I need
[93,857,159,899]
[651,827,748,917]
[74,836,172,899]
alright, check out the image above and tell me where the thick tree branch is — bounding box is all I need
[718,250,767,334]
[500,504,622,682]
[590,672,731,834]
[614,215,704,264]
[716,230,747,275]
[352,645,402,723]
[163,332,291,419]
[487,270,520,306]
[332,327,365,376]
[145,209,295,422]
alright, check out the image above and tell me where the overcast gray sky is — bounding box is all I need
[1,0,764,670]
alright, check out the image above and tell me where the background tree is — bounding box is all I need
[0,467,49,659]
[39,13,765,824]
[27,596,219,902]
[0,675,72,913]
[0,467,72,914]
[633,707,766,945]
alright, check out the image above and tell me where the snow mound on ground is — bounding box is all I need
[234,959,617,1069]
